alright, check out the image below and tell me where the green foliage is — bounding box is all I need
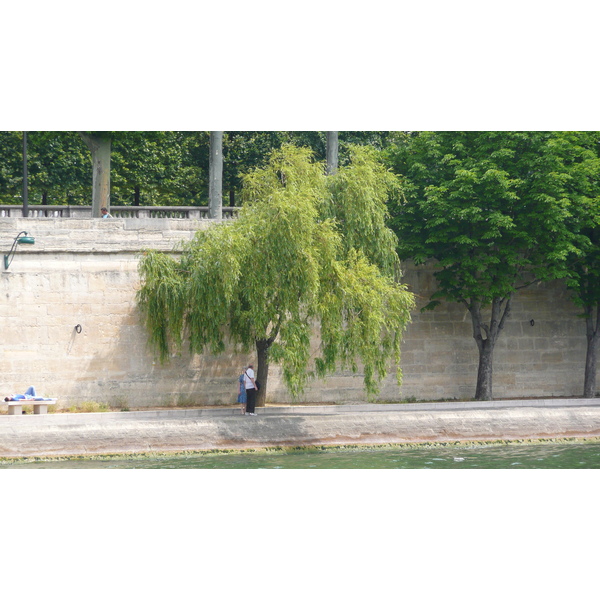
[315,249,414,391]
[567,230,600,311]
[222,132,288,205]
[136,250,187,360]
[111,132,192,206]
[0,131,399,208]
[0,131,90,204]
[386,131,582,308]
[327,144,400,276]
[554,132,600,313]
[385,131,594,400]
[138,144,414,398]
[282,131,396,165]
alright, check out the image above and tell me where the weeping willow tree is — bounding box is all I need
[326,144,401,277]
[137,145,414,406]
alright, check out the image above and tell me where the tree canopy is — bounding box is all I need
[0,131,396,208]
[0,131,90,204]
[137,144,414,403]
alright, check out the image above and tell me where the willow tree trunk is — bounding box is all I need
[209,131,223,219]
[79,133,111,217]
[255,338,271,407]
[469,295,512,401]
[583,304,600,397]
[326,131,339,175]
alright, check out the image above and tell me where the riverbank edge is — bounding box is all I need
[4,399,600,460]
[2,436,600,466]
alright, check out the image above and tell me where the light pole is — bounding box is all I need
[4,231,35,269]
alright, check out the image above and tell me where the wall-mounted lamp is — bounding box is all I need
[4,231,35,269]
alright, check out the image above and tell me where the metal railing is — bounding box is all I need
[0,205,240,219]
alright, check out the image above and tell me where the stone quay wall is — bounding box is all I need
[2,401,600,458]
[0,217,596,410]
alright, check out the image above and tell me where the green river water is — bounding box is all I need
[3,439,600,468]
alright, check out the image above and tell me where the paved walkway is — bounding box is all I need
[2,398,600,458]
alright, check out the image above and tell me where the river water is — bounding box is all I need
[3,440,600,468]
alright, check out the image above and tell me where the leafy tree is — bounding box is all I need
[326,144,400,277]
[111,132,190,206]
[29,132,90,205]
[137,145,414,406]
[82,131,201,211]
[569,226,600,397]
[222,131,287,206]
[285,131,396,165]
[386,131,581,401]
[0,131,90,205]
[557,131,600,397]
[0,131,24,203]
[338,131,398,153]
[1,130,399,210]
[173,131,210,205]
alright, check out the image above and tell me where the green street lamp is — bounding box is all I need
[4,231,35,269]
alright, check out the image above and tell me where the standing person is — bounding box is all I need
[244,364,258,415]
[101,207,113,218]
[237,370,247,414]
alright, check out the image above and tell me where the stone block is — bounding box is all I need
[540,351,565,364]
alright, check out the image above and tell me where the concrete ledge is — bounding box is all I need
[3,397,599,423]
[2,400,600,458]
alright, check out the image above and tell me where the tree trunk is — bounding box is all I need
[326,131,339,175]
[229,188,235,207]
[22,131,28,217]
[209,131,223,219]
[475,340,495,401]
[133,185,141,206]
[583,304,600,397]
[469,295,512,401]
[255,338,271,407]
[79,133,111,218]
